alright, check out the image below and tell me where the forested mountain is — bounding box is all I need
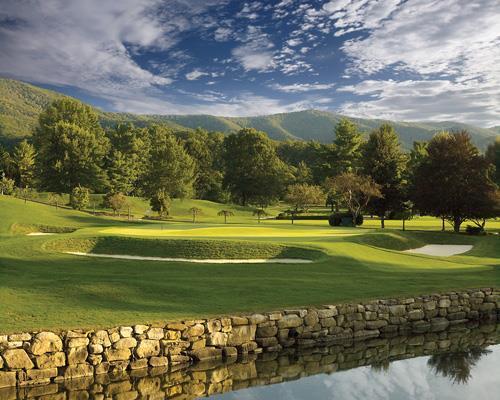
[1,78,497,149]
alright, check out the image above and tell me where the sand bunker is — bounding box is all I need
[65,252,313,264]
[27,232,56,236]
[405,244,473,257]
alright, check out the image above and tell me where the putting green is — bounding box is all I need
[101,225,361,238]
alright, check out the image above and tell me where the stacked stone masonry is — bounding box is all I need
[1,288,498,388]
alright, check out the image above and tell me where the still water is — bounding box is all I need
[2,322,499,400]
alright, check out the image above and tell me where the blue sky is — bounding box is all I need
[0,0,499,126]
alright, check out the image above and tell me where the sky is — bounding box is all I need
[0,0,499,126]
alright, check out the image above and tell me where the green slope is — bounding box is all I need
[0,78,497,149]
[0,79,66,144]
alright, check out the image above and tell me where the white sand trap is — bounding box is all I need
[405,244,473,257]
[65,252,313,264]
[27,232,55,236]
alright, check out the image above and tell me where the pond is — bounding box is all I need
[2,322,498,400]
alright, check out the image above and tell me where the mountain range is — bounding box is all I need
[1,78,498,149]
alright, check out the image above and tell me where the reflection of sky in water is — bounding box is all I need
[211,344,500,400]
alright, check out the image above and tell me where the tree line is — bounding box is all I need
[0,98,498,232]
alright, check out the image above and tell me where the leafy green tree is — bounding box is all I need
[362,124,407,228]
[144,126,195,199]
[217,209,234,224]
[103,192,128,216]
[285,184,325,224]
[223,128,291,206]
[189,207,202,223]
[285,184,325,212]
[0,145,14,179]
[408,141,428,176]
[412,131,498,232]
[294,161,313,184]
[15,186,36,204]
[325,189,341,212]
[485,137,500,186]
[13,140,36,188]
[0,173,15,195]
[106,124,150,195]
[277,140,328,184]
[253,208,269,223]
[331,118,364,175]
[181,129,226,201]
[150,189,171,218]
[33,99,109,192]
[326,172,382,226]
[70,185,90,210]
[47,192,64,209]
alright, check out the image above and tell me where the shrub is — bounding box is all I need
[328,213,342,226]
[70,186,90,210]
[465,225,485,235]
[328,212,363,227]
[0,174,15,195]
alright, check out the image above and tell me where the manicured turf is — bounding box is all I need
[0,195,499,333]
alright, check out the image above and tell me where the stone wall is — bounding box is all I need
[2,322,499,400]
[1,288,498,388]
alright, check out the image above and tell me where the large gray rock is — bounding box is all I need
[30,332,63,355]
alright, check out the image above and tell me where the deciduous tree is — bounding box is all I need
[223,129,290,206]
[189,207,202,223]
[412,131,498,232]
[69,185,90,210]
[144,126,195,199]
[326,172,382,226]
[150,189,171,218]
[217,209,234,224]
[33,99,109,192]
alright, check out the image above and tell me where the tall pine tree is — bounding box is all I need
[363,124,407,228]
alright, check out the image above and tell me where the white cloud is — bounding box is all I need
[185,69,209,80]
[109,91,315,117]
[231,26,276,72]
[214,27,233,41]
[0,0,227,105]
[332,0,500,126]
[338,79,500,126]
[271,82,335,92]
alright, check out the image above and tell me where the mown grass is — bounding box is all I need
[46,236,323,260]
[0,195,499,333]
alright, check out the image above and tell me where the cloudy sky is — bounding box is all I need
[0,0,499,126]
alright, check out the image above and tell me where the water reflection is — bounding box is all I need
[427,347,492,384]
[1,322,498,400]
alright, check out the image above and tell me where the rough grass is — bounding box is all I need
[0,195,499,333]
[46,236,323,260]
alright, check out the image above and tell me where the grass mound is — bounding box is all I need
[351,230,476,251]
[46,236,323,260]
[11,223,77,235]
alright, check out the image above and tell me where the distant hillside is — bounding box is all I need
[0,78,497,149]
[0,79,65,144]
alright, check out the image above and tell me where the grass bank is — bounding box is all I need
[0,195,498,333]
